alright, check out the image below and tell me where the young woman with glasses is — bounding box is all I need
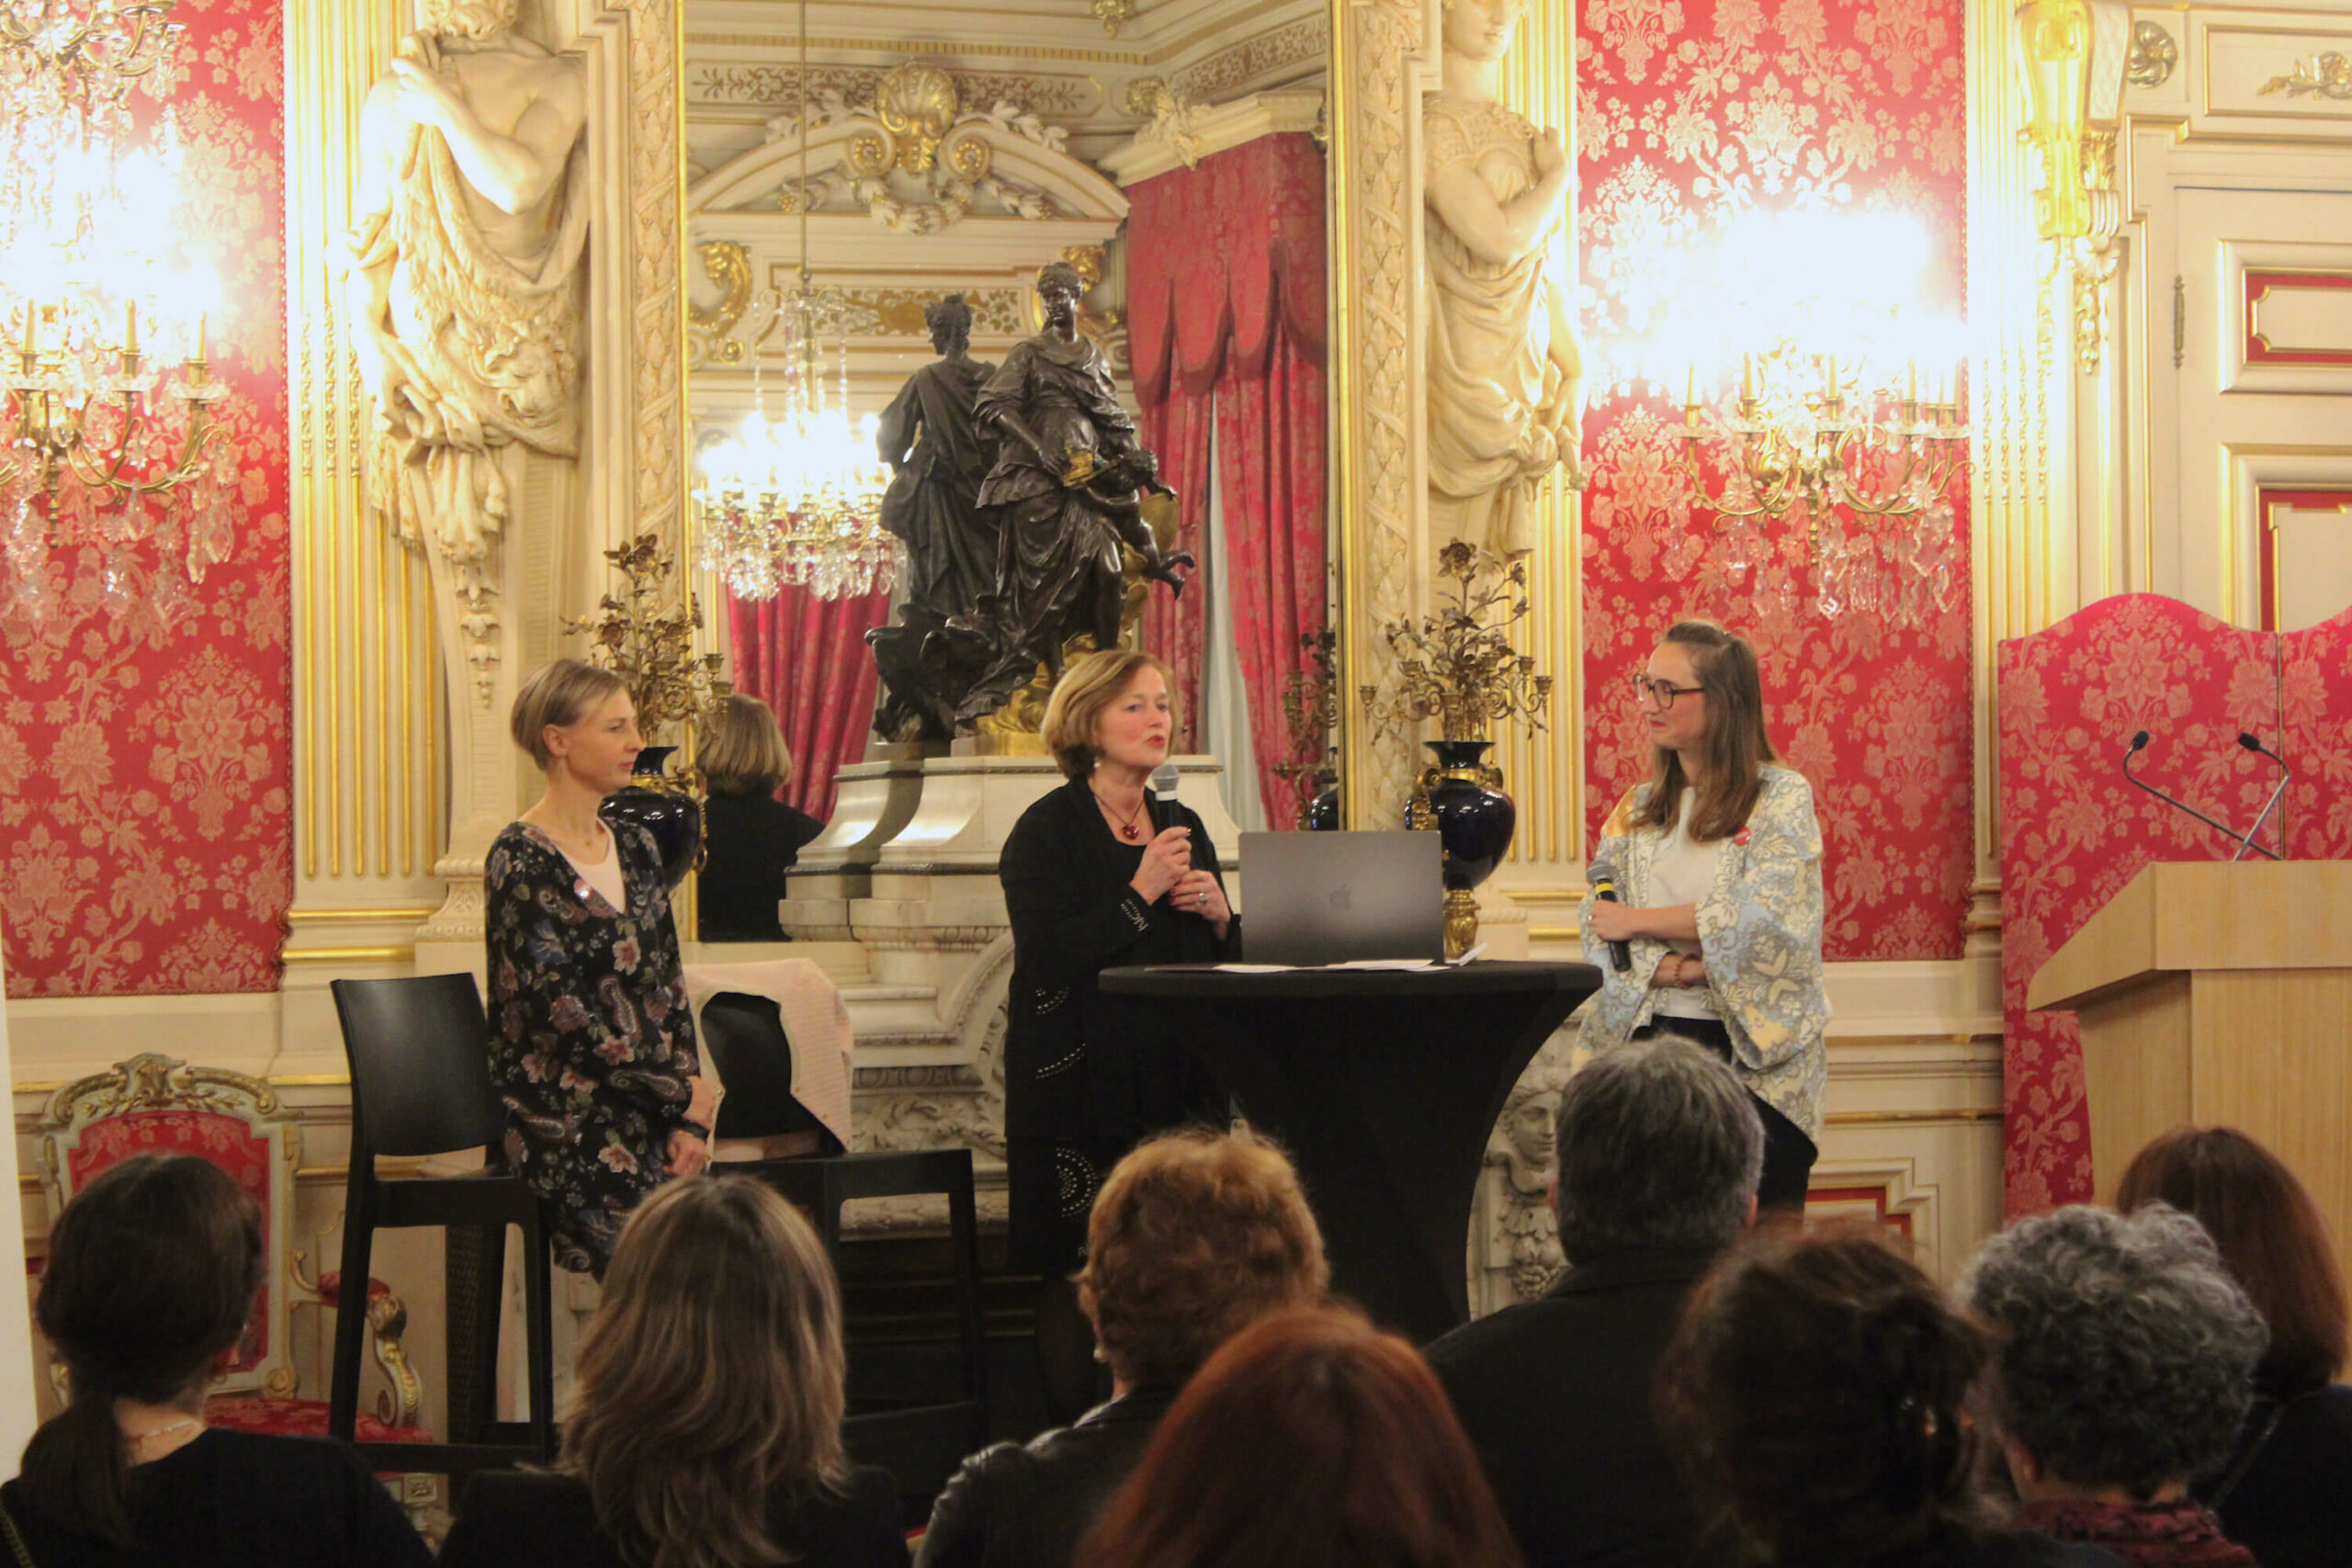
[1575,620,1827,1213]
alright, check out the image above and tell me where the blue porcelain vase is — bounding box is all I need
[599,745,703,890]
[1422,740,1515,893]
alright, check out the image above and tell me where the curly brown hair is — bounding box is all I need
[1075,1128,1329,1388]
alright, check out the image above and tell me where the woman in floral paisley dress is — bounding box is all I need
[486,659,718,1276]
[1577,620,1828,1215]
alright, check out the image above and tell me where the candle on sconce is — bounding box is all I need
[19,303,33,358]
[1685,363,1697,410]
[1905,361,1917,405]
[1741,352,1756,402]
[1824,354,1839,402]
[125,300,138,356]
[195,310,207,363]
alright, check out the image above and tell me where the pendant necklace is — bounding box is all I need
[1096,789,1148,841]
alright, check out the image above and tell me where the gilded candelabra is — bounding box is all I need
[564,531,732,755]
[1680,344,1968,539]
[1272,627,1340,828]
[1361,542,1552,747]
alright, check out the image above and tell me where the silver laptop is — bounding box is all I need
[1238,831,1446,966]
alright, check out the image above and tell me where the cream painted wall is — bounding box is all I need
[0,955,39,1477]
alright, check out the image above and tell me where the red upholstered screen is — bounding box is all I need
[1127,133,1329,823]
[1576,0,1973,958]
[1995,594,2352,1213]
[0,0,292,997]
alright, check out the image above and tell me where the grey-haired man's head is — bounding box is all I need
[1552,1037,1763,1265]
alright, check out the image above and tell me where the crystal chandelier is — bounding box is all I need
[689,0,894,604]
[0,0,231,632]
[1670,211,1969,626]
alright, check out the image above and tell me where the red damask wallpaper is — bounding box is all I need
[0,0,291,997]
[1996,596,2352,1213]
[1575,0,1974,958]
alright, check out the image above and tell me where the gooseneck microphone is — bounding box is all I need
[2233,732,2291,863]
[1588,861,1632,972]
[2120,731,2282,861]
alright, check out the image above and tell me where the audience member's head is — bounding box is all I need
[700,693,795,799]
[1554,1036,1763,1264]
[1075,1307,1523,1568]
[562,1174,849,1568]
[2118,1124,2347,1397]
[1074,1127,1329,1391]
[1657,1227,1988,1566]
[1960,1203,2267,1502]
[20,1154,264,1544]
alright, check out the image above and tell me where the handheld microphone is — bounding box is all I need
[1148,761,1182,834]
[2120,730,2282,861]
[1588,861,1632,973]
[2232,732,2290,863]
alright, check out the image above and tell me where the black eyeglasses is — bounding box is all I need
[1629,674,1704,709]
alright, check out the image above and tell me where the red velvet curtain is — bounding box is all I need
[727,584,892,821]
[1127,133,1328,824]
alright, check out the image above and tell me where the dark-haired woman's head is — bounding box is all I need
[1960,1202,2266,1502]
[2117,1124,2347,1395]
[563,1175,849,1568]
[22,1154,263,1542]
[1658,1227,1987,1566]
[1632,620,1776,841]
[1074,1306,1521,1568]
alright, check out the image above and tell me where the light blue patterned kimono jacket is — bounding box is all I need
[1576,762,1830,1140]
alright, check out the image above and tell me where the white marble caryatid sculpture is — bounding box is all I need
[350,0,589,699]
[1423,0,1585,559]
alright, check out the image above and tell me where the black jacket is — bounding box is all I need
[2203,1382,2352,1568]
[697,792,825,942]
[916,1385,1178,1568]
[1424,1247,1721,1568]
[439,1463,907,1568]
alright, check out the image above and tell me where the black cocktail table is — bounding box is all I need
[1095,960,1600,1343]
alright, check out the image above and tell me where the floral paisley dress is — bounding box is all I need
[484,819,703,1275]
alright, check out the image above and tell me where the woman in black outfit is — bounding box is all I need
[697,693,826,942]
[2118,1125,2352,1568]
[1000,647,1237,1416]
[3,1155,430,1568]
[440,1174,907,1568]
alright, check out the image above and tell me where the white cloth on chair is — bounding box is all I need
[679,959,855,1151]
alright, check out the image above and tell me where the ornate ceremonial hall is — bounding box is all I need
[5,0,2352,1548]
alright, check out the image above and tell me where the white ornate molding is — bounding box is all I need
[1099,87,1324,186]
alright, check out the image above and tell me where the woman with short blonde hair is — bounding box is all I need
[695,693,825,942]
[999,646,1238,1418]
[440,1175,907,1568]
[488,659,716,1275]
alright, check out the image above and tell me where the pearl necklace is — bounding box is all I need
[126,1416,203,1450]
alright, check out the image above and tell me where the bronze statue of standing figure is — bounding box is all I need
[953,260,1193,727]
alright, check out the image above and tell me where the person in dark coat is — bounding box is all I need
[999,646,1237,1416]
[1424,1036,1762,1568]
[1661,1228,2125,1568]
[439,1175,907,1568]
[919,1128,1326,1568]
[3,1156,431,1568]
[2118,1126,2352,1568]
[876,293,999,622]
[1961,1205,2265,1568]
[696,693,825,942]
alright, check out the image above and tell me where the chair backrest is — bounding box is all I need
[35,1055,296,1394]
[330,975,508,1158]
[698,991,826,1142]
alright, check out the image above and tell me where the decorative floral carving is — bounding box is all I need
[874,63,959,174]
[2261,52,2352,100]
[1125,76,1203,169]
[1172,16,1329,104]
[685,241,754,367]
[2126,20,2177,88]
[757,85,1069,233]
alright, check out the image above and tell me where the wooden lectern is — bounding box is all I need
[2029,862,2352,1265]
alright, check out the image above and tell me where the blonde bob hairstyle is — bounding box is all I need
[1041,648,1178,782]
[700,694,795,798]
[1076,1127,1329,1389]
[562,1175,850,1568]
[511,659,629,771]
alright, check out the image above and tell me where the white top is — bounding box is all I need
[1649,789,1725,1021]
[561,830,627,912]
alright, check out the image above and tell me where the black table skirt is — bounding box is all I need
[1095,960,1600,1343]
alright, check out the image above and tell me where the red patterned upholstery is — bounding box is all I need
[204,1394,426,1445]
[1996,595,2352,1213]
